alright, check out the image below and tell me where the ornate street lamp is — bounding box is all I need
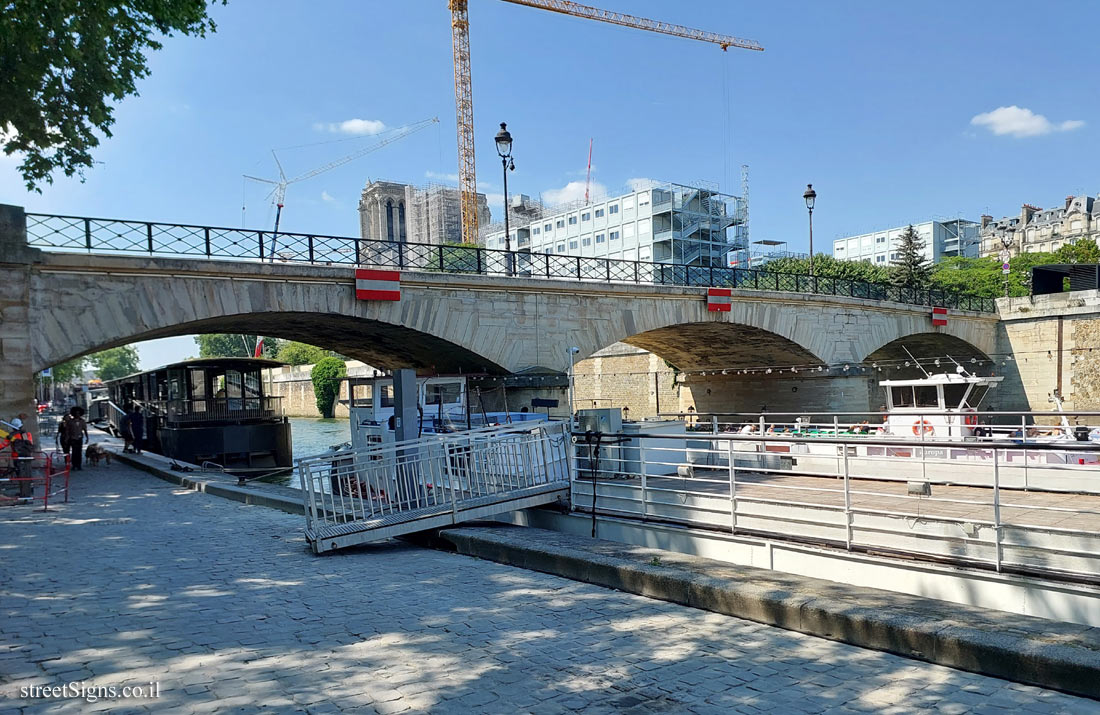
[803,184,817,276]
[495,123,515,273]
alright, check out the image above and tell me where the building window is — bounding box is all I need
[609,204,619,214]
[581,212,591,221]
[385,200,395,241]
[569,240,578,249]
[557,243,565,252]
[595,233,605,243]
[582,237,592,246]
[556,220,565,229]
[876,255,885,263]
[532,227,540,235]
[545,248,553,254]
[568,216,577,225]
[610,230,620,240]
[545,223,553,232]
[595,208,605,218]
[889,253,898,261]
[638,194,650,207]
[876,236,886,244]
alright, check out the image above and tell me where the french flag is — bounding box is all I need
[355,269,401,301]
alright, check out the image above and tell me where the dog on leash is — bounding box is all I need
[85,443,112,467]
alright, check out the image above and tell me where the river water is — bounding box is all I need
[259,416,352,489]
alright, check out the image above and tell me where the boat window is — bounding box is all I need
[425,382,463,406]
[967,385,990,407]
[243,371,262,409]
[189,368,207,411]
[351,382,372,408]
[942,384,968,409]
[168,369,185,401]
[891,386,915,407]
[914,385,940,408]
[377,383,394,409]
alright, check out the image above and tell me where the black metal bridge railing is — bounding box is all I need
[24,213,998,313]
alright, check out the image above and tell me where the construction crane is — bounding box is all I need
[245,116,439,259]
[447,0,763,244]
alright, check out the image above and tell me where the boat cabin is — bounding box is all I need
[880,370,1002,439]
[105,358,291,469]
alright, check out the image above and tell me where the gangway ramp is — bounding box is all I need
[299,422,570,554]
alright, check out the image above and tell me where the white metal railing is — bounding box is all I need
[572,429,1100,583]
[299,421,570,546]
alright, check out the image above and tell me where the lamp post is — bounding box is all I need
[803,184,817,276]
[566,346,580,429]
[999,233,1013,297]
[495,122,515,274]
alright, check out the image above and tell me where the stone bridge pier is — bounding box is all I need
[0,206,41,440]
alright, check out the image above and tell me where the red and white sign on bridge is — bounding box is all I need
[355,269,401,301]
[707,287,731,312]
[931,306,948,326]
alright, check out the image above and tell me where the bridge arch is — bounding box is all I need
[619,322,825,371]
[30,266,511,374]
[863,332,992,372]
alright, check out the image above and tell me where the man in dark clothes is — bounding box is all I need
[129,405,146,455]
[62,407,88,471]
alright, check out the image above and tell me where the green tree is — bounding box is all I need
[276,341,329,366]
[763,254,891,284]
[889,225,932,288]
[928,256,1004,298]
[40,356,86,384]
[311,357,346,419]
[1,1,224,191]
[194,334,281,359]
[88,346,140,381]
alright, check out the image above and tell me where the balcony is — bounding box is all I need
[163,396,284,424]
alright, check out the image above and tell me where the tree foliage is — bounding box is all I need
[41,356,86,384]
[927,239,1100,298]
[88,346,140,381]
[194,334,281,360]
[310,357,346,419]
[763,254,891,284]
[1,1,223,191]
[889,225,933,288]
[276,341,329,366]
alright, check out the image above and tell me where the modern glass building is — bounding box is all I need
[482,181,747,267]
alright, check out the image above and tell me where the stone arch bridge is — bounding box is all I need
[1,205,1002,433]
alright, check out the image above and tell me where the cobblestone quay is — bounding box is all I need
[2,463,1096,714]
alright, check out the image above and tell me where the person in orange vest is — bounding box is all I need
[1,414,34,498]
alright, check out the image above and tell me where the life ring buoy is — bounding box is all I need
[964,413,977,426]
[912,420,934,436]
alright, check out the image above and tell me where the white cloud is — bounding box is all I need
[321,190,337,204]
[425,170,460,182]
[314,118,387,135]
[626,177,661,192]
[542,180,608,206]
[485,192,505,208]
[970,106,1085,138]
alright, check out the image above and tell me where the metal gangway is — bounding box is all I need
[299,421,571,554]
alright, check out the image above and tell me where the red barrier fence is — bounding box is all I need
[0,451,70,510]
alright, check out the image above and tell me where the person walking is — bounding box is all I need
[129,405,145,455]
[62,407,88,471]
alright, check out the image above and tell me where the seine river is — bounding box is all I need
[259,416,351,489]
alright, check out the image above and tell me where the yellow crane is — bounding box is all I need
[447,0,763,244]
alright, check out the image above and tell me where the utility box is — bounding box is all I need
[576,408,623,435]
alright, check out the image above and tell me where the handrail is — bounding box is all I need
[573,430,1100,451]
[24,212,998,313]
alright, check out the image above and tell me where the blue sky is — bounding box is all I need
[3,0,1096,368]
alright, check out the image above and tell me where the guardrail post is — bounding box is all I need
[606,258,611,282]
[437,245,444,271]
[575,255,581,280]
[84,218,92,251]
[398,242,405,269]
[544,253,550,278]
[633,260,639,283]
[354,238,362,266]
[709,264,714,286]
[727,439,737,534]
[204,227,211,257]
[147,223,154,253]
[843,444,852,550]
[308,235,315,263]
[639,441,649,519]
[258,232,265,260]
[992,447,1002,572]
[476,248,482,274]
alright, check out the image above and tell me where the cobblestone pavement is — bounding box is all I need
[2,463,1097,714]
